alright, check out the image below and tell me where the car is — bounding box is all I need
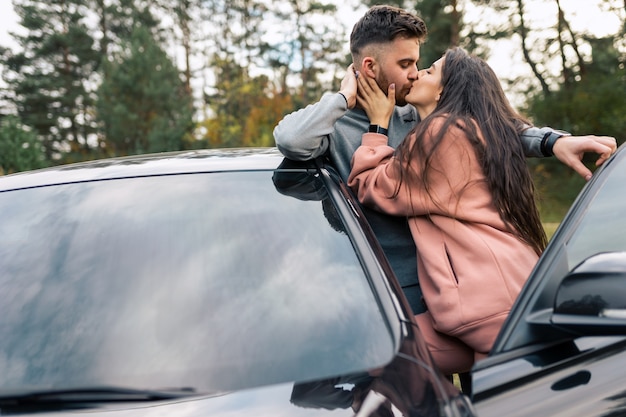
[0,144,625,417]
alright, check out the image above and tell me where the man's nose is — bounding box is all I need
[410,66,419,80]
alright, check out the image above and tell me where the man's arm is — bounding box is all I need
[520,126,565,157]
[520,126,617,181]
[273,93,348,161]
[273,65,358,161]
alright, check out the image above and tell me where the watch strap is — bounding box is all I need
[368,124,388,136]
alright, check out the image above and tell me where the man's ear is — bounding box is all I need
[361,57,377,78]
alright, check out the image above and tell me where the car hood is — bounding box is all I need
[0,347,462,417]
[12,382,352,416]
[0,381,403,417]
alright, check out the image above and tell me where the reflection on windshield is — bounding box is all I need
[0,170,393,393]
[288,345,444,416]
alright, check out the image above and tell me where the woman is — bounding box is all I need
[348,47,547,375]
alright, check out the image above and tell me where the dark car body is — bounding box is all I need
[1,145,626,416]
[471,142,626,417]
[0,148,470,416]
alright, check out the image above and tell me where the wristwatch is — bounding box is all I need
[368,124,388,136]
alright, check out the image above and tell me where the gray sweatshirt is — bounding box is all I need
[273,92,556,314]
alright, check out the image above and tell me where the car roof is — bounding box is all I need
[0,147,288,192]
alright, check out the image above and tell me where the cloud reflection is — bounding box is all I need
[0,171,392,393]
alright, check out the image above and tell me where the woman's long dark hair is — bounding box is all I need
[395,47,547,255]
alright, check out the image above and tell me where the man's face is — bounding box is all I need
[374,37,421,106]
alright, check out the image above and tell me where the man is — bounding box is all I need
[273,5,617,315]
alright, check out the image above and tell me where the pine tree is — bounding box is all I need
[2,0,101,162]
[96,26,194,156]
[0,115,47,174]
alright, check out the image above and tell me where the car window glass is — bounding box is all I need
[0,171,394,392]
[565,158,626,269]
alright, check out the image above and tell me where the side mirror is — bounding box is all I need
[552,252,626,335]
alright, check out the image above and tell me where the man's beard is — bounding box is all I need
[377,73,408,106]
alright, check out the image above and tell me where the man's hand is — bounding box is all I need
[339,64,358,109]
[553,135,618,181]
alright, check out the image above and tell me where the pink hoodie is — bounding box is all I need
[348,118,538,346]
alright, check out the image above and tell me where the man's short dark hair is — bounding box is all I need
[350,5,427,56]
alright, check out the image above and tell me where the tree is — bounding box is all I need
[200,55,293,148]
[0,115,47,174]
[408,0,463,67]
[514,0,625,143]
[361,0,496,69]
[527,36,626,142]
[191,0,270,120]
[97,26,194,156]
[1,0,100,162]
[97,0,163,47]
[192,0,346,143]
[505,0,626,220]
[165,0,198,93]
[265,0,347,107]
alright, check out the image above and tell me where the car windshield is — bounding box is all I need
[0,169,394,393]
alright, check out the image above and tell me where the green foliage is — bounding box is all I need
[100,0,162,44]
[525,35,626,221]
[0,0,623,188]
[3,0,100,161]
[200,55,294,148]
[528,158,587,222]
[0,115,47,175]
[411,0,460,66]
[363,0,494,70]
[527,39,626,144]
[96,26,194,156]
[263,0,347,105]
[528,72,626,141]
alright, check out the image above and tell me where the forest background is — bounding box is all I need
[0,0,625,228]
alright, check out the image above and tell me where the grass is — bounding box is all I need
[543,222,560,241]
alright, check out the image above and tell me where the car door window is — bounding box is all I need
[565,157,626,269]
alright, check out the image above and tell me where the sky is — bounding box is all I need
[466,0,622,81]
[0,1,20,49]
